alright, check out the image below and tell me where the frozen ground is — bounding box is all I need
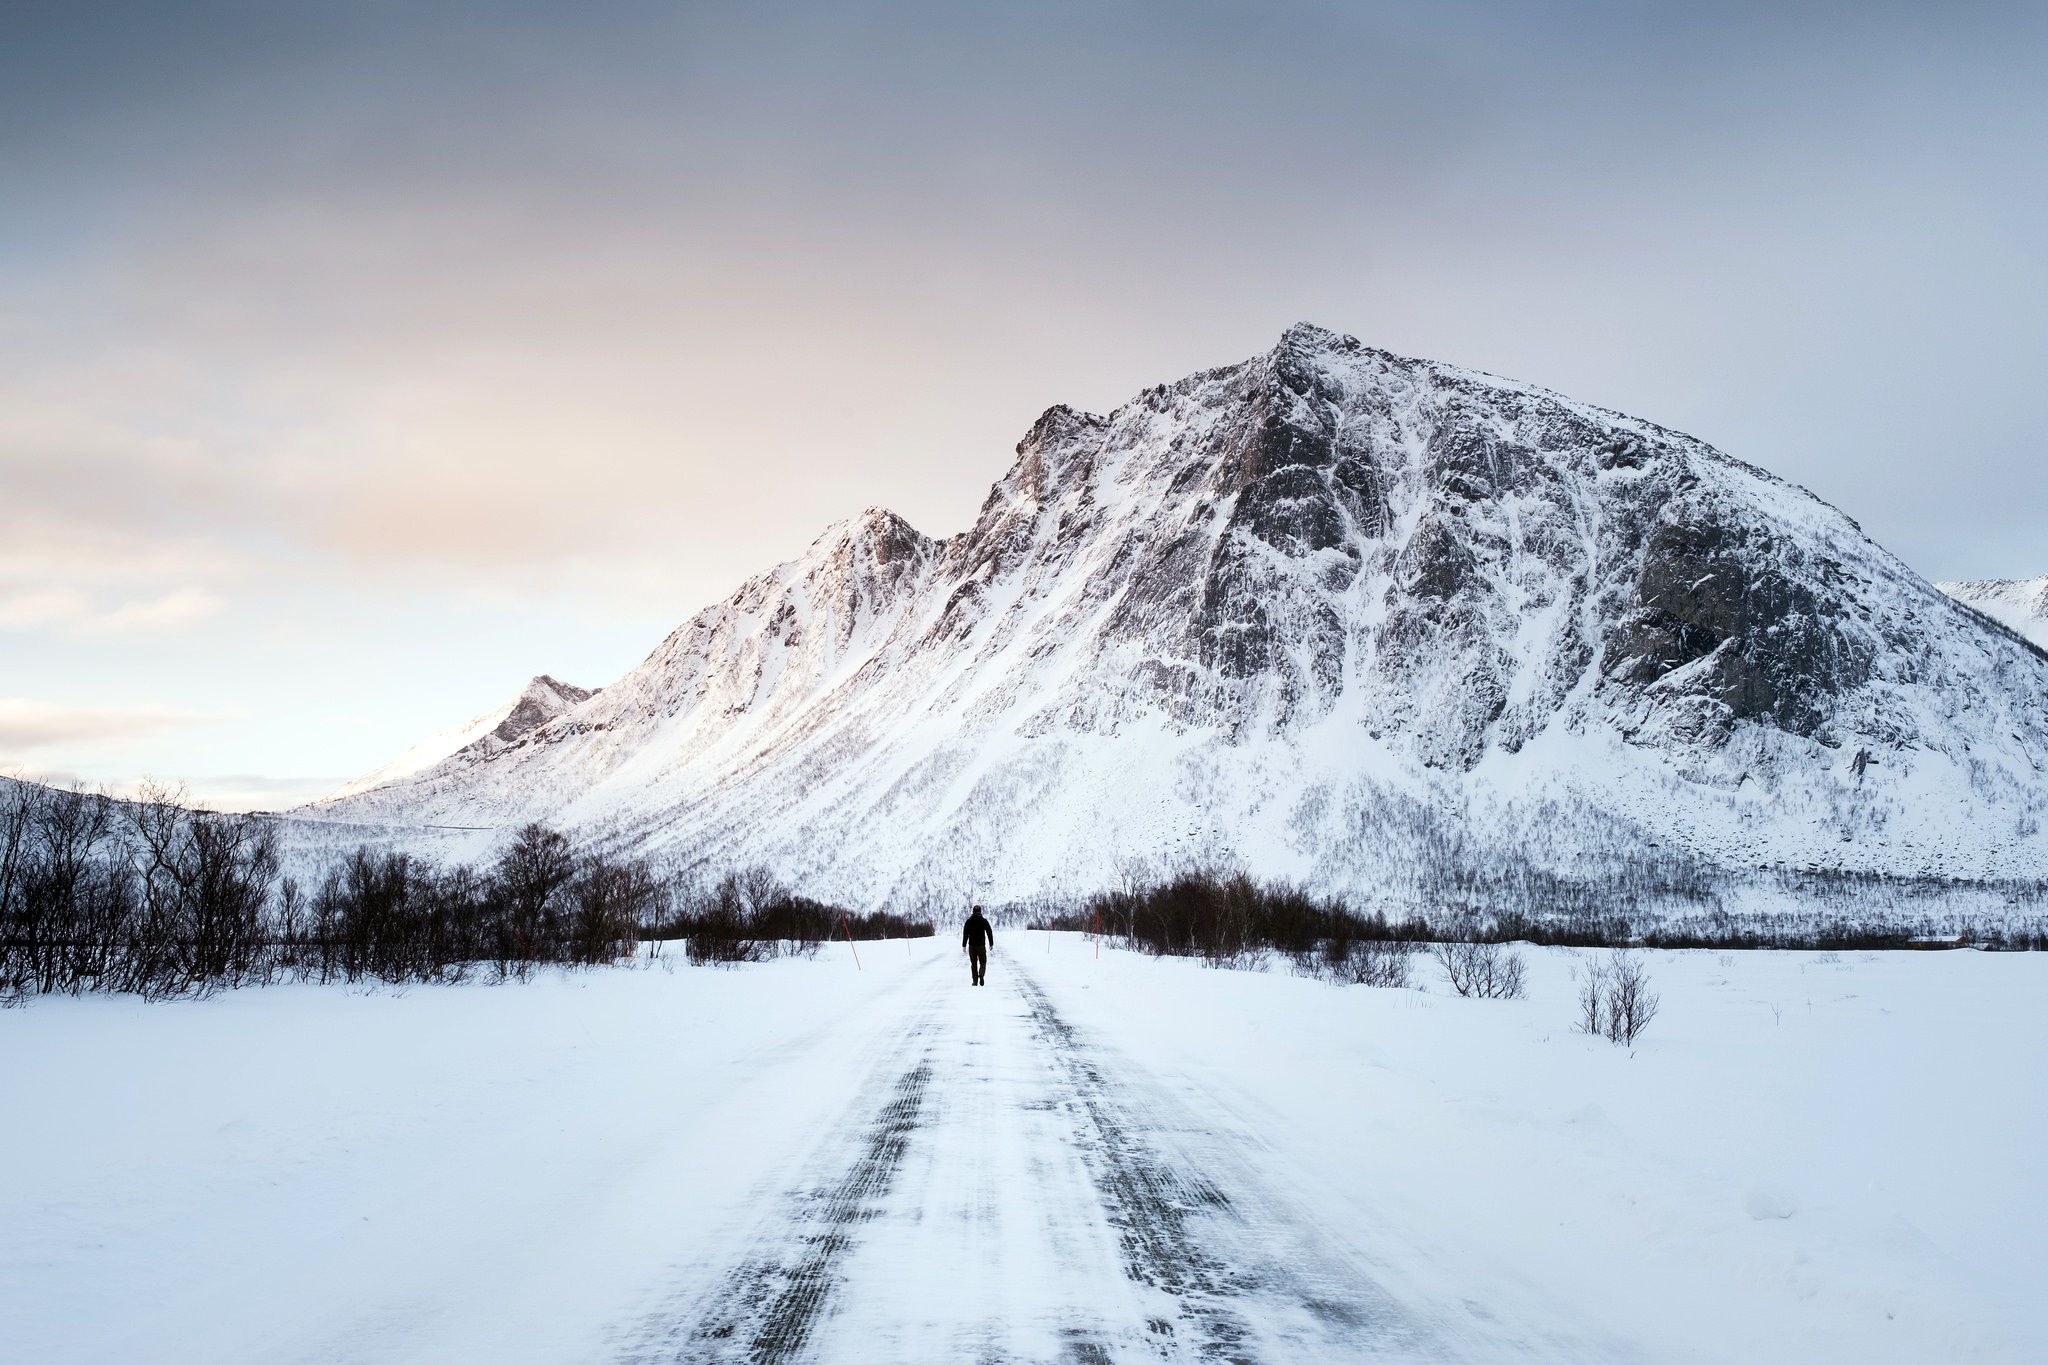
[2,939,2043,1363]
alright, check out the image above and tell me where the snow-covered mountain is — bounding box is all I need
[304,326,2048,903]
[1939,575,2048,651]
[326,675,594,800]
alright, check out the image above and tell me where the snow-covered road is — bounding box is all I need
[620,951,1586,1363]
[6,938,2045,1363]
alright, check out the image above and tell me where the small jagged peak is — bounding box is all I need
[807,506,936,572]
[1275,321,1359,354]
[526,674,595,704]
[977,404,1113,516]
[491,675,594,743]
[1015,403,1109,457]
[1260,322,1386,413]
[1271,322,1379,378]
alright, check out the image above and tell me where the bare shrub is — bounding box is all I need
[492,823,575,978]
[1578,950,1660,1046]
[683,871,773,966]
[2,783,281,1000]
[669,864,933,964]
[1313,936,1411,988]
[124,786,278,997]
[1355,939,1413,988]
[1607,951,1659,1044]
[569,855,662,965]
[1576,959,1607,1036]
[1072,869,1415,967]
[1431,939,1527,999]
[1,783,132,998]
[1,780,766,998]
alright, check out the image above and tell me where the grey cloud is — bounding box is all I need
[1,0,2043,604]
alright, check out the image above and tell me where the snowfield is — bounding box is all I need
[4,943,2043,1363]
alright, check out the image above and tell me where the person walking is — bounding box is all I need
[962,905,994,986]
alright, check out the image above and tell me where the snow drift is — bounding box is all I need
[305,325,2048,904]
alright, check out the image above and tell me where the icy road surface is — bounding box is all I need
[5,938,2045,1363]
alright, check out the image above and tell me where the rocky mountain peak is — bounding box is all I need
[492,676,596,744]
[308,331,2048,897]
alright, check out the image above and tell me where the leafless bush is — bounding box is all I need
[0,783,133,998]
[2,783,280,1000]
[491,823,575,979]
[1353,938,1413,988]
[1578,950,1660,1046]
[1576,959,1606,1036]
[1,778,661,998]
[1072,869,1414,966]
[1308,936,1412,987]
[682,871,776,965]
[1430,939,1527,999]
[663,865,932,965]
[569,854,663,965]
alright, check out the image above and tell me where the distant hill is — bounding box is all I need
[1938,575,2048,651]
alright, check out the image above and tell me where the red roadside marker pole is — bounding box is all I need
[841,916,861,970]
[1095,905,1101,959]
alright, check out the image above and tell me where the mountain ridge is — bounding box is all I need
[1937,575,2048,652]
[303,325,2048,902]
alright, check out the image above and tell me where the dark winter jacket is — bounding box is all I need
[962,913,994,951]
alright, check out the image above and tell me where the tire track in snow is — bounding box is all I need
[1014,973,1259,1360]
[1011,966,1429,1363]
[620,1022,937,1364]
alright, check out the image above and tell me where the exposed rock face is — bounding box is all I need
[489,676,595,746]
[306,326,2048,899]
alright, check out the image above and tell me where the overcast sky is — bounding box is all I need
[3,0,2043,807]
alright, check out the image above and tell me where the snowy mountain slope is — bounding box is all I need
[326,675,594,800]
[305,326,2048,902]
[1938,575,2048,651]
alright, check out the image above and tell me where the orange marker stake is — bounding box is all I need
[842,916,861,970]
